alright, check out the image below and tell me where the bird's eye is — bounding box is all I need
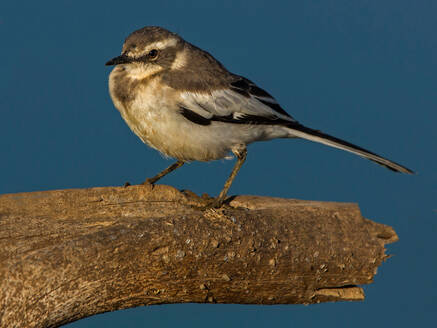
[147,49,159,60]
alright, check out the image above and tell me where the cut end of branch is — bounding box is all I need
[314,286,365,302]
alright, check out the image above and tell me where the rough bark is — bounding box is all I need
[0,184,398,328]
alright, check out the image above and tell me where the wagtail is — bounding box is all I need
[106,26,413,207]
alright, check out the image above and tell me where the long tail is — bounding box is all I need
[285,122,414,174]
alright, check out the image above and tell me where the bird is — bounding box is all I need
[106,26,413,207]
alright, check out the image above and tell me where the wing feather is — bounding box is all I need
[179,76,297,125]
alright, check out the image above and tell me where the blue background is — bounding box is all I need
[1,1,435,327]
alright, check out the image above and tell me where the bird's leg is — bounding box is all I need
[214,145,247,207]
[144,160,185,185]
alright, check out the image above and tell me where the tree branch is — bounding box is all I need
[0,185,398,327]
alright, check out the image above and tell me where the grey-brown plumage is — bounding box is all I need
[106,26,413,207]
[121,27,233,92]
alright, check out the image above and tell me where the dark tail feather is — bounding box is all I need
[285,123,414,174]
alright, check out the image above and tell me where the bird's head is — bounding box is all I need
[106,26,186,79]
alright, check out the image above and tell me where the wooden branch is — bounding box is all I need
[0,185,398,328]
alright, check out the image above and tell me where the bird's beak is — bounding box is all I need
[105,54,132,66]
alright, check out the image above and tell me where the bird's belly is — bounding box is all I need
[119,102,275,161]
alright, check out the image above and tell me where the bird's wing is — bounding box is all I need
[177,76,414,174]
[178,76,297,125]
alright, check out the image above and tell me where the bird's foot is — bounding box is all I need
[208,196,228,209]
[141,179,156,191]
[142,178,155,185]
[210,199,224,209]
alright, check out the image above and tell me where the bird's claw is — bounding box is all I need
[209,197,225,209]
[143,178,155,185]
